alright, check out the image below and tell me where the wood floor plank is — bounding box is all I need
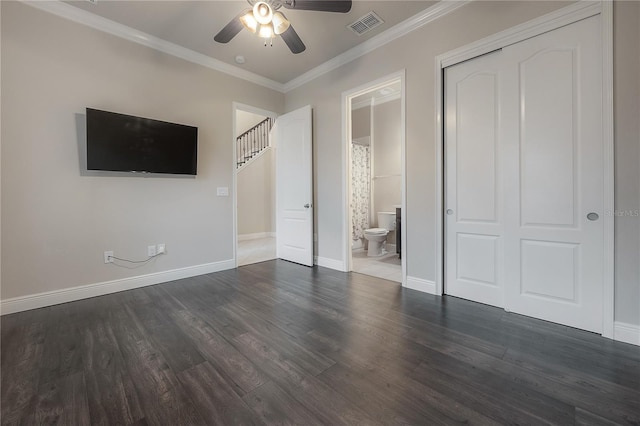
[126,287,206,373]
[412,361,566,425]
[233,331,381,426]
[81,318,145,425]
[318,362,468,425]
[156,283,248,341]
[242,380,325,426]
[107,306,206,426]
[177,361,265,425]
[38,304,84,387]
[0,314,46,425]
[2,260,639,425]
[218,303,336,376]
[169,308,267,396]
[575,407,626,426]
[325,353,502,426]
[405,330,577,424]
[34,372,90,425]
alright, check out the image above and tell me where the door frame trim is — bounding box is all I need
[232,102,279,268]
[341,70,407,286]
[434,1,614,338]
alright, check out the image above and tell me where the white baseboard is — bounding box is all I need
[614,321,640,346]
[0,259,235,315]
[314,256,347,272]
[237,232,275,242]
[405,276,437,295]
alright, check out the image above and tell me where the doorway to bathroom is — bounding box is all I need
[233,103,278,266]
[343,73,406,284]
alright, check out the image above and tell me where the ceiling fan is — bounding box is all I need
[214,0,353,54]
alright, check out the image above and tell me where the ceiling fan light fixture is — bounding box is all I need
[272,12,290,35]
[253,2,273,25]
[239,9,258,33]
[258,22,274,39]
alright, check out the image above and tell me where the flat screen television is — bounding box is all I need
[86,108,198,175]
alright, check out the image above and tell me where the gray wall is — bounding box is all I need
[285,1,640,326]
[237,148,275,236]
[0,2,284,300]
[236,111,266,138]
[613,0,640,325]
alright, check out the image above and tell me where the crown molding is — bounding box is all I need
[20,0,470,94]
[438,1,601,68]
[19,0,286,92]
[282,0,471,92]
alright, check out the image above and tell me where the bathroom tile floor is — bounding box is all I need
[237,236,276,266]
[352,246,402,283]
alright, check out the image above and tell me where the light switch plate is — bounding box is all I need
[217,187,229,196]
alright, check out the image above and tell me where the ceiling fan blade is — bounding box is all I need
[280,23,306,54]
[214,11,247,43]
[282,0,352,13]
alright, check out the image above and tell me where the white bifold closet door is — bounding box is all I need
[445,15,604,333]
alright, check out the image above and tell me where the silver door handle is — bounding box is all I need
[587,212,599,221]
[304,204,311,208]
[446,209,454,215]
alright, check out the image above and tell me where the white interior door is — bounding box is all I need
[501,16,603,333]
[445,52,505,308]
[274,105,314,266]
[445,16,604,333]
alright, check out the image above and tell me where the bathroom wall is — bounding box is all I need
[352,105,371,140]
[372,99,402,242]
[351,105,371,240]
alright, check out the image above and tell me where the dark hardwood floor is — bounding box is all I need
[2,260,639,425]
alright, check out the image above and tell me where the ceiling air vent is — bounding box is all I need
[348,11,384,36]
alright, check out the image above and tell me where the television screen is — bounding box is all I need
[86,108,198,175]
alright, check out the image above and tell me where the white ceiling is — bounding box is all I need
[63,0,437,84]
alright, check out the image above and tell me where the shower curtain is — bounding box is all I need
[351,143,370,240]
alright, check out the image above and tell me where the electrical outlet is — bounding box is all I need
[157,243,166,254]
[148,245,157,257]
[104,251,113,264]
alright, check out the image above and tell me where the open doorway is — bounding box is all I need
[343,73,406,284]
[233,103,277,266]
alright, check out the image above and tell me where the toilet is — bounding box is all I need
[364,212,396,257]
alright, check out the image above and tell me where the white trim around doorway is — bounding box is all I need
[433,1,614,339]
[342,70,407,286]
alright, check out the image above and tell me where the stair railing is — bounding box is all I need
[236,117,274,168]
